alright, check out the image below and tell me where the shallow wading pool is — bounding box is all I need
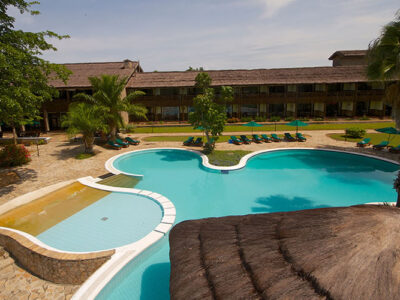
[96,148,399,299]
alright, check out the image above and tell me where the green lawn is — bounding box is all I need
[205,150,252,166]
[134,121,394,134]
[328,133,400,146]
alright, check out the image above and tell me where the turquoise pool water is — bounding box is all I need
[37,192,162,252]
[98,149,399,299]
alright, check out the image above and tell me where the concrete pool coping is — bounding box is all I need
[0,176,176,296]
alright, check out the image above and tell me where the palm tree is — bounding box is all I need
[367,12,400,207]
[367,11,400,126]
[62,103,106,154]
[74,75,147,141]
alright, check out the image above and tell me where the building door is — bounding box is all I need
[356,101,367,116]
[326,103,339,117]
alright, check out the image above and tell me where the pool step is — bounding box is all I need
[97,174,141,188]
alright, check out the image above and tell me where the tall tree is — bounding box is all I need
[0,1,71,144]
[367,11,400,207]
[74,75,147,141]
[367,11,400,127]
[188,72,233,149]
[61,103,106,154]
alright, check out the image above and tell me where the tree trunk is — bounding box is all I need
[109,124,117,142]
[12,126,17,145]
[83,135,94,154]
[205,131,210,144]
[397,191,400,208]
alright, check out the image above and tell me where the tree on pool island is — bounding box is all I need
[74,75,147,142]
[0,0,71,144]
[367,11,400,207]
[62,103,106,154]
[188,72,233,151]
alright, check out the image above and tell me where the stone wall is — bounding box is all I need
[0,228,114,285]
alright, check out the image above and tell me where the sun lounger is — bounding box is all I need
[183,136,194,146]
[284,133,296,141]
[115,138,129,148]
[271,133,282,142]
[107,140,122,150]
[372,141,389,150]
[240,135,252,144]
[193,137,203,146]
[261,134,272,143]
[252,134,263,143]
[125,136,140,145]
[230,136,243,145]
[356,138,370,147]
[296,132,307,142]
[389,145,400,153]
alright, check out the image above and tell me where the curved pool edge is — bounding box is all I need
[71,177,176,300]
[107,147,400,176]
[0,177,176,298]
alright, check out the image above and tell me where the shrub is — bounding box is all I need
[299,117,309,121]
[313,117,324,121]
[227,117,240,123]
[0,144,31,167]
[359,115,370,120]
[124,124,136,133]
[345,127,366,138]
[285,116,294,121]
[254,116,266,122]
[241,117,252,122]
[269,116,281,122]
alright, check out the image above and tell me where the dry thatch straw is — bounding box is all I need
[169,205,400,300]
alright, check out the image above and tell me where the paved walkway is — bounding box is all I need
[0,247,78,300]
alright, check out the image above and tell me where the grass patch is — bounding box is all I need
[328,133,400,146]
[134,121,394,134]
[205,150,252,166]
[75,153,95,160]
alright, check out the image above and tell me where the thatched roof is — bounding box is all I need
[127,65,368,88]
[329,50,367,60]
[49,60,139,88]
[169,205,400,299]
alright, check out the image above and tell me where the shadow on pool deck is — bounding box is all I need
[140,262,170,300]
[252,194,331,213]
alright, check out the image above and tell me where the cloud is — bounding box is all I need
[255,0,297,18]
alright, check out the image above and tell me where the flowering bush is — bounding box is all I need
[0,144,31,167]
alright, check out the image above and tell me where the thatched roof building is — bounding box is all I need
[169,205,400,299]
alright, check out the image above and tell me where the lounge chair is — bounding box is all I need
[193,137,203,146]
[183,136,194,146]
[271,133,282,142]
[115,138,129,148]
[125,136,140,145]
[296,132,307,142]
[230,136,243,145]
[389,145,400,153]
[284,133,296,141]
[107,140,122,150]
[372,141,389,150]
[356,138,371,147]
[252,134,263,143]
[240,135,252,144]
[261,134,272,143]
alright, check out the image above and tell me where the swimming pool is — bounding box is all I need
[97,148,398,299]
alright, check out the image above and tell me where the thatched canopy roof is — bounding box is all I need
[329,50,367,60]
[127,65,368,88]
[49,60,139,88]
[169,205,400,299]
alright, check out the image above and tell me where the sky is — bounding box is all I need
[9,0,400,71]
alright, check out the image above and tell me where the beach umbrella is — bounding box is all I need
[242,121,263,133]
[286,120,308,133]
[375,127,400,142]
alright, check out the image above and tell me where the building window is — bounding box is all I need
[162,106,179,120]
[327,84,342,92]
[140,89,153,96]
[298,84,313,93]
[287,85,296,93]
[160,88,179,96]
[241,104,257,117]
[357,83,371,91]
[315,84,326,92]
[242,86,259,95]
[269,86,285,94]
[269,103,284,116]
